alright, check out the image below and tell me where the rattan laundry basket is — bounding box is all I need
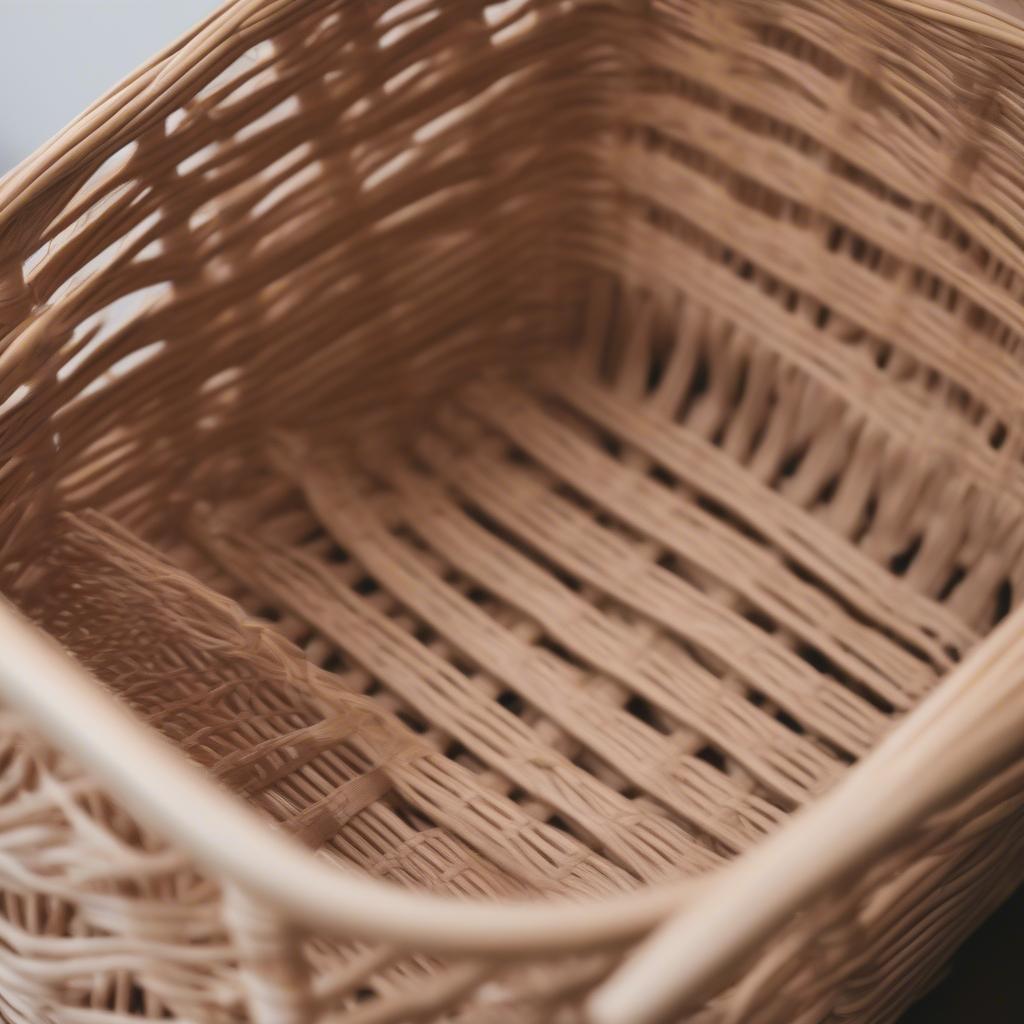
[2,0,1024,1022]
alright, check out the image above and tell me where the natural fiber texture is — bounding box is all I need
[2,0,1024,1021]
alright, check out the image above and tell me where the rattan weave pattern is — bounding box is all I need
[1,0,1024,1022]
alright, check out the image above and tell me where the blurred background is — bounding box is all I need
[0,0,220,173]
[0,2,1020,1022]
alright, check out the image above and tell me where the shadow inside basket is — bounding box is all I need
[20,309,984,914]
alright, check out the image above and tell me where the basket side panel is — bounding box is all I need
[589,0,1024,591]
[0,0,605,569]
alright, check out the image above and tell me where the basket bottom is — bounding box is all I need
[14,312,1024,1022]
[177,352,972,890]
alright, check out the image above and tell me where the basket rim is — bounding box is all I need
[2,590,1022,961]
[884,0,1024,37]
[1,0,1023,238]
[0,598,697,956]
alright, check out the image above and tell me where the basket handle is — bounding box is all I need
[223,884,316,1024]
[0,597,696,955]
[4,596,1021,997]
[588,603,1024,1024]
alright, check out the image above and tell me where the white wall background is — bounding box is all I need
[0,0,221,174]
[5,0,1024,176]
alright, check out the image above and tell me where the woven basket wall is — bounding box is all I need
[1,0,1024,1022]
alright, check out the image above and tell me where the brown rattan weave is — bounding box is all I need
[1,1,1024,1022]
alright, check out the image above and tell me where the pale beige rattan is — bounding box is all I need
[1,1,1024,1022]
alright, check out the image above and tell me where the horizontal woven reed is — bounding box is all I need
[1,0,1024,1021]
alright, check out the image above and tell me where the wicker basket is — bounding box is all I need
[1,0,1024,1021]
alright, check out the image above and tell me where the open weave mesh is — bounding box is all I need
[2,0,1024,1021]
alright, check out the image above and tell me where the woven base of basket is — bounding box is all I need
[8,281,1024,1023]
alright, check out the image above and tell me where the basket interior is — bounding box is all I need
[17,265,1011,897]
[4,0,1024,560]
[4,0,1024,939]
